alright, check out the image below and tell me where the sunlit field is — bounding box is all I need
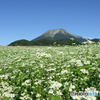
[0,44,100,100]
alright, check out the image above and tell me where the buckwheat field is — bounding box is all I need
[0,44,100,100]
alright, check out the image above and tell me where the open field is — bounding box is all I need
[0,44,100,100]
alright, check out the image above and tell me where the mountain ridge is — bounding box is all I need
[8,29,99,46]
[33,29,83,41]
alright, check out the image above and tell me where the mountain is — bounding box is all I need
[30,29,87,45]
[8,39,31,46]
[91,38,100,42]
[8,29,87,46]
[32,29,86,42]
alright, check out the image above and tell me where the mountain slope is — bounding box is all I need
[9,29,87,46]
[91,38,100,42]
[32,29,86,42]
[8,39,32,46]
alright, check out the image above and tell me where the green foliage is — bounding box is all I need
[91,38,100,42]
[0,44,100,100]
[8,39,32,46]
[8,38,81,46]
[31,39,81,46]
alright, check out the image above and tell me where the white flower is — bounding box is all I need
[22,79,31,86]
[69,59,76,62]
[84,61,90,65]
[39,64,44,68]
[58,52,64,55]
[0,82,15,98]
[48,89,54,94]
[69,84,75,91]
[46,68,56,72]
[3,92,15,98]
[64,82,69,86]
[34,80,42,85]
[76,60,83,66]
[96,53,100,58]
[81,77,88,81]
[69,59,83,66]
[71,95,82,100]
[80,69,89,74]
[36,52,52,58]
[56,90,62,95]
[0,74,9,79]
[36,93,41,98]
[61,70,69,74]
[50,81,62,89]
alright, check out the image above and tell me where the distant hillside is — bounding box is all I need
[9,29,88,46]
[8,39,31,46]
[91,38,100,42]
[31,39,81,46]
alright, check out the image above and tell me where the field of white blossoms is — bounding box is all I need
[0,44,100,100]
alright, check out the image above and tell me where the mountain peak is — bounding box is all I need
[46,28,69,35]
[48,28,65,32]
[34,28,81,41]
[42,29,67,38]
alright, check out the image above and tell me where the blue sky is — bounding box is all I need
[0,0,100,45]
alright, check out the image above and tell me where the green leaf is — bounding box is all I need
[49,95,62,100]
